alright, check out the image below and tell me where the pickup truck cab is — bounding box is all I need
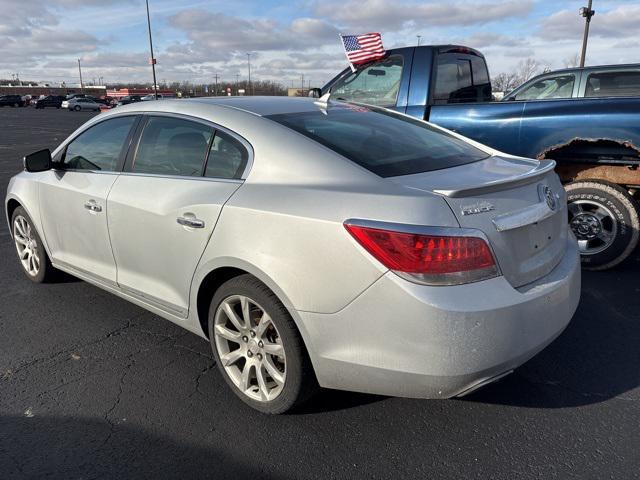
[504,64,640,101]
[321,45,640,270]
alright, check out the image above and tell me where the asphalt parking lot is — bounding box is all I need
[0,107,639,479]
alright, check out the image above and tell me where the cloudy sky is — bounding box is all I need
[0,0,638,87]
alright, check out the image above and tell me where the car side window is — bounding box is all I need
[514,74,575,100]
[329,55,404,107]
[433,53,492,104]
[204,131,248,179]
[62,116,137,171]
[132,116,213,177]
[585,71,640,98]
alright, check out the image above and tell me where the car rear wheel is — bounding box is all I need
[11,207,55,283]
[208,274,317,414]
[566,180,639,270]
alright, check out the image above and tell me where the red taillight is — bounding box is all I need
[344,222,499,285]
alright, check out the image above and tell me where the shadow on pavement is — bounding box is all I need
[0,414,286,480]
[465,251,640,408]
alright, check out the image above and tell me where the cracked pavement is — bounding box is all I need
[1,108,639,479]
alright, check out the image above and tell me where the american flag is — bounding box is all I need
[340,33,386,65]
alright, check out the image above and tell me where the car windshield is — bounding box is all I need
[266,103,490,177]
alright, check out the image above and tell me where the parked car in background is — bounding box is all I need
[0,95,26,107]
[320,46,640,270]
[61,97,101,112]
[5,97,580,414]
[35,95,66,109]
[504,65,640,101]
[117,95,142,106]
[141,94,166,101]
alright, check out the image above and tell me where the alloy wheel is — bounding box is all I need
[13,215,40,276]
[568,200,617,255]
[213,295,286,402]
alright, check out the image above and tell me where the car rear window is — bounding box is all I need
[266,104,489,177]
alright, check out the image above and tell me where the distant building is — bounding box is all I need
[0,85,107,97]
[107,87,175,98]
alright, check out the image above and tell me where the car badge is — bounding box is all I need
[461,201,495,216]
[539,184,557,211]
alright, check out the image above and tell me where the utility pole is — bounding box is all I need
[416,35,422,46]
[235,74,240,95]
[145,0,159,99]
[246,53,252,95]
[77,59,83,92]
[301,73,304,96]
[213,73,219,96]
[579,0,595,67]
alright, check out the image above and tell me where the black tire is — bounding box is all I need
[208,274,317,414]
[12,103,18,107]
[10,206,56,283]
[566,180,640,270]
[73,105,81,112]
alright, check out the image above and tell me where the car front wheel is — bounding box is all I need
[208,274,317,414]
[11,207,55,283]
[566,180,640,270]
[73,105,81,111]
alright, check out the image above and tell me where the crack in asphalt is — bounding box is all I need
[191,361,217,398]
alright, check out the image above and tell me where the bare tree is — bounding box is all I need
[516,58,541,83]
[492,72,520,93]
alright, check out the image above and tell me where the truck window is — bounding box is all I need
[514,74,575,101]
[433,53,491,104]
[585,71,640,98]
[329,55,403,108]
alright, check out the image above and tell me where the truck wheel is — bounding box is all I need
[565,180,639,270]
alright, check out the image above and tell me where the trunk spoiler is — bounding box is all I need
[433,160,556,198]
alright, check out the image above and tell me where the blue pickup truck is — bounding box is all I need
[319,45,640,270]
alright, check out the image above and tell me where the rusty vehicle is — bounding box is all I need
[319,47,640,270]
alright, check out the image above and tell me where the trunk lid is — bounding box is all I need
[389,156,568,288]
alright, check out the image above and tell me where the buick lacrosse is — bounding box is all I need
[5,97,580,413]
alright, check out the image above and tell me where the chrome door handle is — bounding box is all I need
[177,216,205,228]
[84,200,102,213]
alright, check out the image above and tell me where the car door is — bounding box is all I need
[38,115,139,284]
[107,114,249,317]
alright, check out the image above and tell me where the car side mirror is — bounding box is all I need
[24,149,52,172]
[308,88,322,98]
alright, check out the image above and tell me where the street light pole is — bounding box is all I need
[235,74,240,95]
[145,0,159,99]
[77,59,84,92]
[416,35,422,46]
[579,0,595,68]
[246,53,252,95]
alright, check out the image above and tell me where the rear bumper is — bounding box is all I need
[298,234,581,398]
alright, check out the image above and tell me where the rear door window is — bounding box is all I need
[585,71,640,97]
[329,55,404,107]
[267,104,489,177]
[514,74,576,100]
[433,53,492,104]
[132,116,213,177]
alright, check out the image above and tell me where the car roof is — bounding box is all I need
[533,63,640,76]
[123,96,335,117]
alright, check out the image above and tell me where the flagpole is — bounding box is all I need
[339,33,357,73]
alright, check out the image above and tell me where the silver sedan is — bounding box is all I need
[5,97,581,414]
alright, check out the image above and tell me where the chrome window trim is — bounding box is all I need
[116,171,243,184]
[132,111,254,180]
[50,111,254,181]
